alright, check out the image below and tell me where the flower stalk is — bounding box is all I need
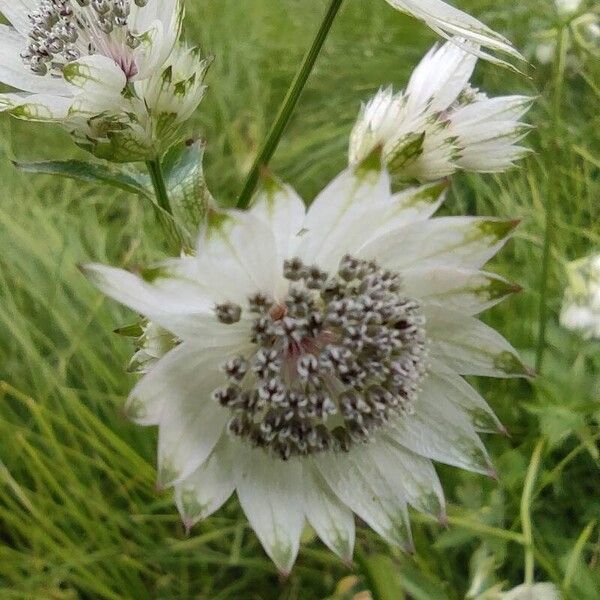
[146,158,173,217]
[236,0,344,209]
[535,24,568,372]
[146,158,184,251]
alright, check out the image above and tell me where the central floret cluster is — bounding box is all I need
[23,0,147,78]
[211,255,428,460]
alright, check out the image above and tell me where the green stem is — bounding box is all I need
[146,158,173,216]
[145,157,186,252]
[535,25,567,372]
[236,0,344,209]
[521,439,545,585]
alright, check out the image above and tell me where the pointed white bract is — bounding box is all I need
[349,39,532,181]
[84,159,527,572]
[559,253,600,340]
[0,0,210,161]
[383,0,523,66]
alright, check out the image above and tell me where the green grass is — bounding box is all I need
[1,0,599,598]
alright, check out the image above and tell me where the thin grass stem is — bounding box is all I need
[521,439,545,584]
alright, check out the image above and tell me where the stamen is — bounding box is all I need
[23,0,146,78]
[211,255,427,460]
[215,302,242,324]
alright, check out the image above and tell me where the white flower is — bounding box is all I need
[383,0,523,66]
[349,40,532,181]
[500,583,561,600]
[84,158,527,573]
[560,254,600,340]
[0,0,210,161]
[531,1,599,65]
[555,0,582,17]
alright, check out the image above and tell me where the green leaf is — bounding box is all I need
[13,159,151,198]
[162,138,216,236]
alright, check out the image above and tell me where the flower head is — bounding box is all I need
[383,0,523,66]
[0,0,210,161]
[559,253,600,340]
[85,159,527,573]
[349,40,532,181]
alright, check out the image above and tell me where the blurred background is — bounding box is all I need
[0,0,599,598]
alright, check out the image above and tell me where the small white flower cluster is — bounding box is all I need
[560,253,600,340]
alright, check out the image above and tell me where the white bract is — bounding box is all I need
[0,0,211,161]
[349,40,532,181]
[128,321,178,373]
[559,254,600,340]
[383,0,523,66]
[85,158,527,573]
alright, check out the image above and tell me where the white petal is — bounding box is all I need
[156,350,232,487]
[197,210,280,301]
[174,437,235,530]
[235,448,304,574]
[0,0,37,35]
[451,95,532,126]
[63,55,126,114]
[405,40,477,113]
[0,92,71,120]
[503,583,561,600]
[427,365,504,433]
[83,263,241,341]
[403,267,520,315]
[387,377,494,475]
[303,465,355,561]
[315,446,413,550]
[298,161,392,271]
[363,180,448,243]
[359,216,519,271]
[385,0,523,66]
[126,339,250,425]
[425,305,529,378]
[0,25,73,95]
[375,437,446,519]
[249,174,307,265]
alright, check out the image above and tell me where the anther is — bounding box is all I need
[215,302,242,324]
[283,257,306,281]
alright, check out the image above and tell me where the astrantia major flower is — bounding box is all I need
[84,158,527,573]
[559,253,600,340]
[383,0,523,66]
[0,0,211,161]
[349,40,532,182]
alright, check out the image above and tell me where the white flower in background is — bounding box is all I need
[349,40,532,181]
[499,583,561,600]
[559,253,600,340]
[0,0,211,161]
[84,158,527,573]
[531,0,599,66]
[383,0,523,66]
[555,0,581,17]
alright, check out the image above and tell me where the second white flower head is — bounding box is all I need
[349,39,532,181]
